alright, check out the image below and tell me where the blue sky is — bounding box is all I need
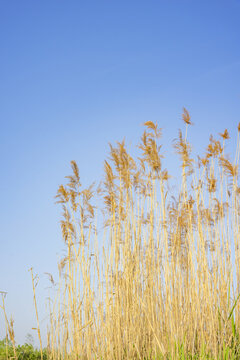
[0,0,240,345]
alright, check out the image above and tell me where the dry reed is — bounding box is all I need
[2,109,240,359]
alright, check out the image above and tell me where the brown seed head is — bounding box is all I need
[182,107,192,125]
[144,121,157,131]
[219,156,238,178]
[219,129,230,140]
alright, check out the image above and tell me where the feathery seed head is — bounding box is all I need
[182,107,193,125]
[219,129,230,140]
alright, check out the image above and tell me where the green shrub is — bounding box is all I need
[0,338,48,360]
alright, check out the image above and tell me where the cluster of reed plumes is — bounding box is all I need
[8,109,240,359]
[43,110,240,359]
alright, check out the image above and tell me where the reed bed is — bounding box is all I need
[2,109,240,359]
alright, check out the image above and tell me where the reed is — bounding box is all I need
[3,109,240,359]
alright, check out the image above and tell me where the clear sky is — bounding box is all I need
[0,0,240,346]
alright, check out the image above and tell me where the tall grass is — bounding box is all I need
[2,109,240,359]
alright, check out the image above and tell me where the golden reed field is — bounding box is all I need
[2,109,240,359]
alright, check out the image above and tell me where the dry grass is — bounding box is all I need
[2,109,240,359]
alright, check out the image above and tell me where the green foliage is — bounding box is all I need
[0,338,48,360]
